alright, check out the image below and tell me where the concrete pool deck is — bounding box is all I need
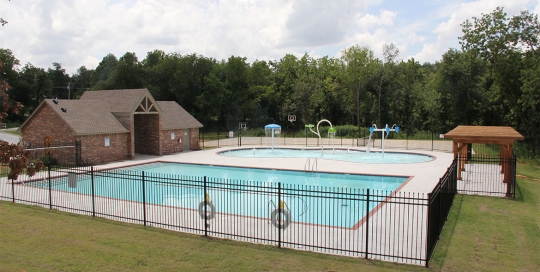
[101,146,455,195]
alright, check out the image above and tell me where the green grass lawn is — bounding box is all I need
[0,163,539,271]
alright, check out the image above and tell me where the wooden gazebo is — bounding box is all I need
[444,126,524,196]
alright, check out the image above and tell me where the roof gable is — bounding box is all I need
[157,101,203,130]
[80,89,161,114]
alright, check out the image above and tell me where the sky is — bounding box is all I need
[1,0,539,75]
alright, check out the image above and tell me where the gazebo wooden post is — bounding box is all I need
[453,141,468,180]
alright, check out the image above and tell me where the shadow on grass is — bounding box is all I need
[428,194,464,271]
[514,180,525,202]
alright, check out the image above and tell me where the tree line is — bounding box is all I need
[1,7,539,157]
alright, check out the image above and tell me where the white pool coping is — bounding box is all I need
[100,146,455,195]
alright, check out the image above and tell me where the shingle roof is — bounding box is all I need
[79,89,159,113]
[19,89,202,136]
[42,99,129,135]
[157,101,203,129]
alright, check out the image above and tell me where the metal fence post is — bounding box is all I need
[48,161,52,210]
[142,171,147,226]
[278,182,282,248]
[91,167,95,217]
[425,192,431,267]
[365,188,370,259]
[204,176,208,237]
[432,131,434,151]
[11,177,15,203]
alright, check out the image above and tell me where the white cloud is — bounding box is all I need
[282,0,365,47]
[413,0,535,62]
[356,10,396,30]
[1,0,539,74]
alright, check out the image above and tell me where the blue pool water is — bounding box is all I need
[219,148,433,164]
[36,162,408,228]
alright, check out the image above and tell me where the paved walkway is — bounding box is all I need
[0,128,21,144]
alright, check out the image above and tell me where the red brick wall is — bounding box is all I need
[190,128,200,150]
[21,104,130,165]
[77,133,130,165]
[134,114,161,155]
[21,104,75,145]
[115,114,134,159]
[161,129,183,154]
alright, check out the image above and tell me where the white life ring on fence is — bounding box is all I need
[198,200,216,220]
[270,208,291,230]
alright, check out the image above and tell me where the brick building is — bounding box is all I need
[18,89,203,165]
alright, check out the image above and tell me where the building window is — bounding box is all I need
[104,137,110,146]
[171,132,175,140]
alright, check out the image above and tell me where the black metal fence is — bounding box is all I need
[199,130,453,152]
[456,154,517,198]
[427,157,458,263]
[0,153,516,267]
[1,163,438,266]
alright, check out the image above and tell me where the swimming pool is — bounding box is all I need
[219,148,433,164]
[33,162,409,228]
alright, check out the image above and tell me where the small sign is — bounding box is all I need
[68,172,77,188]
[229,131,234,138]
[440,134,445,139]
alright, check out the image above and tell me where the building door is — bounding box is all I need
[183,130,190,151]
[134,129,141,153]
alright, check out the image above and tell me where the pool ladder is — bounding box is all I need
[304,158,318,172]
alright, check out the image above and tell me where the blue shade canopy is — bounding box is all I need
[265,124,281,129]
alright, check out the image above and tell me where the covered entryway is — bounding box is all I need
[133,95,161,155]
[444,126,524,197]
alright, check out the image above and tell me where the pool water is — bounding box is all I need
[219,148,433,164]
[34,162,408,228]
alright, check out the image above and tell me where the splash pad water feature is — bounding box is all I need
[264,124,281,150]
[305,119,336,154]
[366,124,400,157]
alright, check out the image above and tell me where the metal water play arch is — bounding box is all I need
[305,119,334,153]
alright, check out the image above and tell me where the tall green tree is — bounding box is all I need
[270,54,299,126]
[47,62,70,99]
[376,43,400,126]
[109,52,144,89]
[0,49,23,123]
[91,53,118,89]
[340,45,376,137]
[12,63,52,120]
[434,49,487,131]
[70,66,93,99]
[460,7,540,156]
